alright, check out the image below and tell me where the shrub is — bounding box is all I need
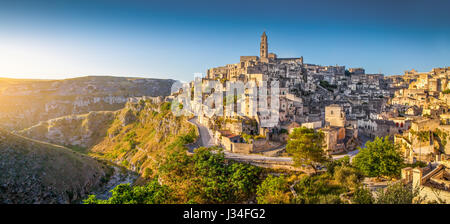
[256,175,291,204]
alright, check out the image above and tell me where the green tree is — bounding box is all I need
[286,127,328,173]
[352,137,404,178]
[83,180,173,204]
[189,147,262,203]
[256,175,291,204]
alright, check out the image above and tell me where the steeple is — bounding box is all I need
[260,31,268,59]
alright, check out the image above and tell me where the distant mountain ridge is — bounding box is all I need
[0,76,176,130]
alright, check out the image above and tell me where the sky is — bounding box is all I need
[0,0,449,81]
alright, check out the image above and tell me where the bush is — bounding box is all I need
[143,168,153,178]
[326,156,350,175]
[160,102,172,113]
[375,182,420,204]
[351,187,374,204]
[293,175,345,204]
[83,180,173,204]
[334,166,363,190]
[256,175,291,204]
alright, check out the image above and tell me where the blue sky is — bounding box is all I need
[0,0,449,81]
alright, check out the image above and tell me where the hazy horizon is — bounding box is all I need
[1,0,449,80]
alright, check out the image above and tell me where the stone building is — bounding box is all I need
[325,104,346,127]
[402,158,450,203]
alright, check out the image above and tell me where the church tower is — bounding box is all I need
[260,31,268,59]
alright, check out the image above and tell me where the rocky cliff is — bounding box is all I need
[0,76,176,131]
[18,111,116,149]
[0,128,111,204]
[17,98,197,180]
[88,100,197,178]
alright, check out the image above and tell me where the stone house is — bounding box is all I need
[401,158,450,203]
[215,130,254,154]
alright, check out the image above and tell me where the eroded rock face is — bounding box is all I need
[0,76,176,131]
[0,129,110,204]
[18,111,117,148]
[120,109,137,127]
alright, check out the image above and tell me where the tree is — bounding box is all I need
[256,175,292,204]
[375,182,422,204]
[286,127,328,173]
[352,137,404,178]
[189,147,262,203]
[83,180,174,204]
[333,166,363,190]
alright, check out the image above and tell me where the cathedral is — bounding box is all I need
[206,31,304,80]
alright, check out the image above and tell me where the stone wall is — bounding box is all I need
[231,142,254,154]
[419,186,450,203]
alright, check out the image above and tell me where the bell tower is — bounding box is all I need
[260,31,268,59]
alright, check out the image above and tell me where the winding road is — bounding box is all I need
[188,117,293,163]
[188,117,360,163]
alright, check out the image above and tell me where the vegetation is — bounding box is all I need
[319,80,337,91]
[292,174,346,204]
[333,166,363,190]
[410,129,431,142]
[158,147,262,203]
[90,101,197,175]
[350,182,422,204]
[326,156,350,174]
[256,175,291,204]
[241,133,266,143]
[351,187,374,204]
[433,129,448,153]
[286,127,328,173]
[344,70,351,76]
[88,145,262,204]
[256,173,347,204]
[375,182,422,204]
[74,98,438,205]
[0,128,110,204]
[352,137,404,178]
[84,179,173,204]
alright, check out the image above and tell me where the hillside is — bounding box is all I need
[89,99,197,178]
[18,111,116,150]
[18,98,197,178]
[16,99,270,204]
[0,76,176,131]
[0,128,111,204]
